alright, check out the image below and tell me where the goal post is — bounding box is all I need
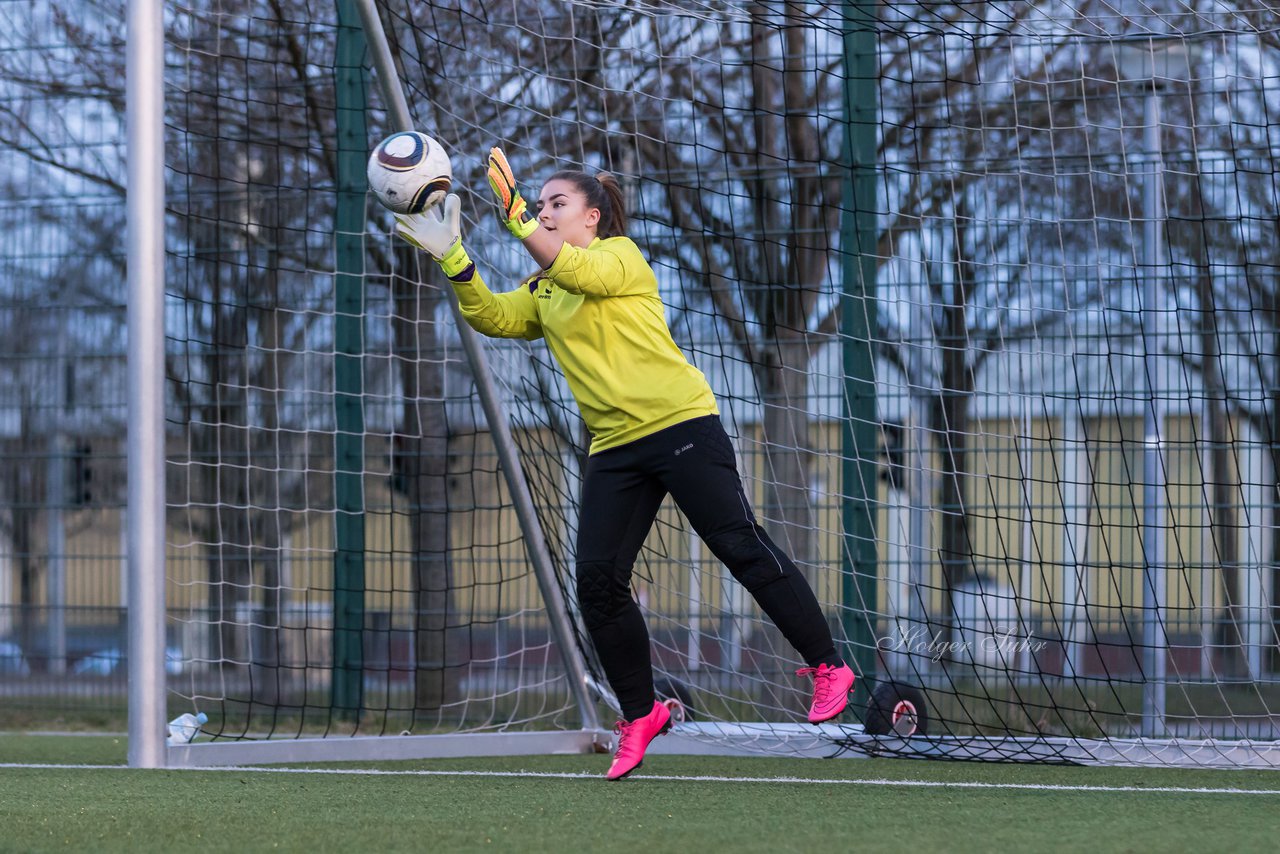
[125,0,168,770]
[137,0,1280,770]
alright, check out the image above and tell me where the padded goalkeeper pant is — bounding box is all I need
[574,415,840,721]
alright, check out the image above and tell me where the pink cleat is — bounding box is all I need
[798,662,856,724]
[605,700,672,781]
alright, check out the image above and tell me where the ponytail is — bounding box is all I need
[593,173,627,238]
[547,169,628,238]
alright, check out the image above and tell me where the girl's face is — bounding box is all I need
[536,179,600,248]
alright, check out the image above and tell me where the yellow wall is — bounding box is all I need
[6,415,1256,640]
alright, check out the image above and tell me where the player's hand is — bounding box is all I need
[396,192,461,257]
[486,146,539,240]
[395,194,472,278]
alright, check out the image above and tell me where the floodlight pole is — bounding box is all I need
[353,0,601,734]
[1121,35,1190,738]
[126,0,168,769]
[1138,78,1169,738]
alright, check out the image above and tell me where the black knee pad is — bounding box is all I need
[703,524,791,591]
[575,561,636,630]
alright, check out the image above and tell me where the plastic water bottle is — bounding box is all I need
[167,712,208,746]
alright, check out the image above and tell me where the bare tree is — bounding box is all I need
[0,2,130,668]
[1196,18,1280,671]
[0,2,386,698]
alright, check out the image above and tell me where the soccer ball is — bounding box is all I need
[367,131,453,214]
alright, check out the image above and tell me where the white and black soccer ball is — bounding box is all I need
[367,131,453,214]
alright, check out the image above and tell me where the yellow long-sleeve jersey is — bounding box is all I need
[451,235,718,454]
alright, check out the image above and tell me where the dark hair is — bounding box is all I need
[546,170,628,238]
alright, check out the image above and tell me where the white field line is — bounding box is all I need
[3,763,1280,795]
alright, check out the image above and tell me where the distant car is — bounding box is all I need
[72,646,185,677]
[0,641,31,676]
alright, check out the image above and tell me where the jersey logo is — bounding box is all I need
[524,275,552,299]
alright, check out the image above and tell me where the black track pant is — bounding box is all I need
[575,415,840,721]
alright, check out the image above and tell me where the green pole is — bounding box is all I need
[332,0,368,715]
[840,0,880,688]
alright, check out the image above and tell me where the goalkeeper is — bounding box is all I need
[396,148,854,780]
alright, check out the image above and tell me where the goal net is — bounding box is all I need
[152,0,1280,768]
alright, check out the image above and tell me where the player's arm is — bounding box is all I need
[396,195,543,340]
[486,147,563,269]
[452,274,543,341]
[483,147,650,298]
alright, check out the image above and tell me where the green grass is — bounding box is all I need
[0,696,130,732]
[3,735,1280,852]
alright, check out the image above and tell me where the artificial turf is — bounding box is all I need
[2,735,1278,852]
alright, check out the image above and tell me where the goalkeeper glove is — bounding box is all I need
[395,193,473,279]
[486,146,539,240]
